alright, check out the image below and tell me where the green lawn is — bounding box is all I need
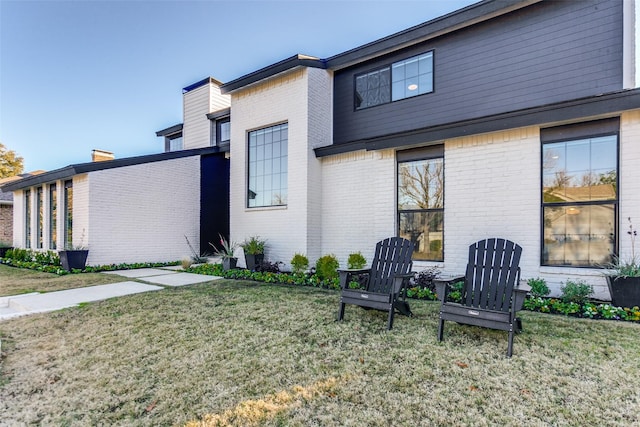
[1,268,638,426]
[0,264,129,297]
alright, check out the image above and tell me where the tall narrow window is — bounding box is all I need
[217,118,230,145]
[49,184,57,250]
[64,180,73,249]
[36,187,43,248]
[24,189,31,248]
[397,146,444,261]
[542,121,618,267]
[248,123,288,208]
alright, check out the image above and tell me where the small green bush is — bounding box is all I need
[527,277,550,298]
[347,252,367,269]
[315,254,339,281]
[560,280,593,305]
[290,253,309,274]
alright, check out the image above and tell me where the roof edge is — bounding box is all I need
[315,88,640,157]
[1,147,225,192]
[155,123,184,137]
[220,54,326,94]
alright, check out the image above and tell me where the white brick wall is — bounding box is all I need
[183,80,230,150]
[230,67,332,267]
[85,156,201,265]
[321,149,397,267]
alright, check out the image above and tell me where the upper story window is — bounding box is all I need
[248,123,288,208]
[168,134,183,152]
[541,119,618,267]
[355,51,433,110]
[217,119,230,145]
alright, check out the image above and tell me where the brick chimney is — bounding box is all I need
[91,149,114,162]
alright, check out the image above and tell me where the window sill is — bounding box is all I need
[245,205,288,213]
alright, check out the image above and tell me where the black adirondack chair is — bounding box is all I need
[337,237,414,330]
[436,238,529,357]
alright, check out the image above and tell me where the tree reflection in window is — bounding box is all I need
[398,156,444,261]
[542,135,617,266]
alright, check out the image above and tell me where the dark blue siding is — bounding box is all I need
[333,0,623,145]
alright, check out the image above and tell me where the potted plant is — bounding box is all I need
[605,217,640,308]
[0,240,12,258]
[210,234,238,270]
[59,245,89,272]
[241,236,266,271]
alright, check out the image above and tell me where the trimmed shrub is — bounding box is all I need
[347,252,367,269]
[527,277,550,298]
[560,280,593,305]
[290,253,309,274]
[315,254,339,281]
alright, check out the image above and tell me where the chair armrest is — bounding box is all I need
[434,275,465,304]
[513,282,531,312]
[338,268,371,290]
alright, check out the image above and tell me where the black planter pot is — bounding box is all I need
[59,250,89,272]
[245,254,264,271]
[0,247,12,258]
[222,257,237,271]
[607,276,640,308]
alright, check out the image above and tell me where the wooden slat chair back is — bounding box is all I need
[463,238,522,312]
[436,238,528,357]
[337,237,414,329]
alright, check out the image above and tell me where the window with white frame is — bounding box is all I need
[247,123,288,208]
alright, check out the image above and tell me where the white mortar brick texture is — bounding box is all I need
[321,149,396,267]
[73,174,90,249]
[86,156,201,265]
[444,128,540,281]
[183,81,230,150]
[230,68,332,267]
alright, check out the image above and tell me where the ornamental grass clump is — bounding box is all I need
[606,217,640,277]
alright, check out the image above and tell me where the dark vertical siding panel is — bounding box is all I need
[200,154,230,255]
[333,0,623,145]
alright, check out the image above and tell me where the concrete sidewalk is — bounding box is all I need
[0,268,221,321]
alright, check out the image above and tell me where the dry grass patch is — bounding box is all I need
[0,264,129,297]
[0,280,638,426]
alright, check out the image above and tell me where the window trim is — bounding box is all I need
[246,122,288,209]
[216,118,231,146]
[354,50,435,111]
[540,121,620,268]
[397,145,444,262]
[49,183,57,250]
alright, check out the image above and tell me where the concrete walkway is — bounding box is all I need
[0,268,221,321]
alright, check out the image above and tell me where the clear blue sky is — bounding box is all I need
[1,0,475,172]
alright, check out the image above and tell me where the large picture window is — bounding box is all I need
[36,187,43,249]
[355,51,433,110]
[64,180,73,248]
[248,123,288,208]
[397,146,444,261]
[542,123,618,267]
[49,184,57,250]
[24,189,31,248]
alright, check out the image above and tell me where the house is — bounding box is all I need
[221,0,640,300]
[1,78,231,265]
[0,171,46,246]
[4,0,640,300]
